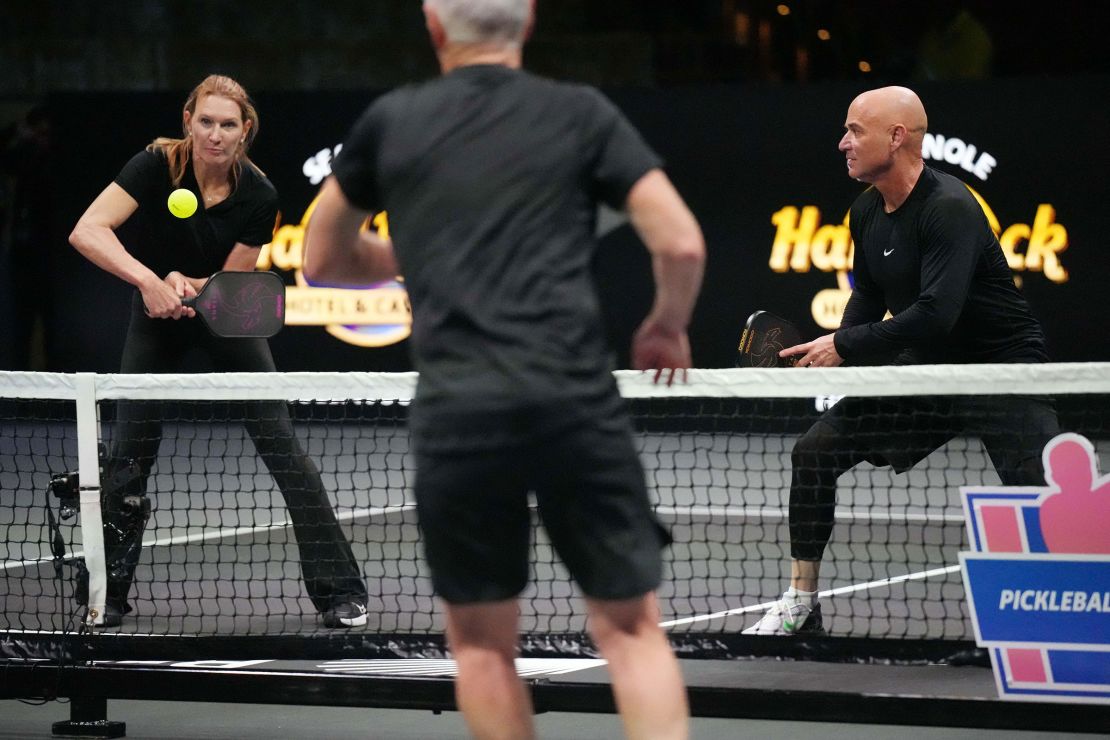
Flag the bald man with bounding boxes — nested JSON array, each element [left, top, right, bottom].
[[744, 87, 1059, 636]]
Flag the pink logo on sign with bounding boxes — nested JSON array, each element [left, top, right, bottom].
[[1039, 435, 1110, 554]]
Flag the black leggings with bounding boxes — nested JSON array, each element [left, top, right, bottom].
[[788, 395, 1060, 562], [104, 295, 366, 611]]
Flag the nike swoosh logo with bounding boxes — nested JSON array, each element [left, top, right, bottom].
[[783, 618, 797, 633], [883, 248, 895, 256]]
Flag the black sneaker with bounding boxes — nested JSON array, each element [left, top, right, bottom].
[[947, 647, 991, 667], [321, 601, 368, 628], [93, 602, 124, 628]]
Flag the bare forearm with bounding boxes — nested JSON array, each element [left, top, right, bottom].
[[647, 249, 704, 332], [627, 171, 705, 332], [304, 178, 398, 286], [305, 231, 395, 285], [69, 222, 160, 290], [354, 230, 399, 282]]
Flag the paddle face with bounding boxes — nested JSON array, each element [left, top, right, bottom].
[[736, 310, 802, 368], [184, 271, 285, 338]]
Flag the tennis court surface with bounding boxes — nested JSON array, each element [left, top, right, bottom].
[[2, 366, 1108, 734]]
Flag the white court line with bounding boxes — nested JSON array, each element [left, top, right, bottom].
[[658, 564, 962, 628], [142, 503, 415, 548], [317, 658, 606, 677], [0, 552, 77, 573], [4, 502, 957, 573], [0, 504, 415, 573], [654, 505, 965, 524], [4, 497, 962, 631], [2, 628, 180, 638]]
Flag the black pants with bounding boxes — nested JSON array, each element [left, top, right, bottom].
[[788, 394, 1060, 562], [104, 295, 366, 612]]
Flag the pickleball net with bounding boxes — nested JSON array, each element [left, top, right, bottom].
[[2, 365, 1107, 661]]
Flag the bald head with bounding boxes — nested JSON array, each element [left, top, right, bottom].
[[848, 86, 928, 156], [839, 86, 929, 191]]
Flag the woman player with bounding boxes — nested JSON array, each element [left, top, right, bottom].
[[69, 74, 368, 629]]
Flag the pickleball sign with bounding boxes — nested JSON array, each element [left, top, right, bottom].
[[959, 433, 1110, 704]]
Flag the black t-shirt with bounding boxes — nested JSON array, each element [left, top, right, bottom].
[[835, 166, 1048, 364], [114, 148, 278, 280], [332, 65, 661, 429]]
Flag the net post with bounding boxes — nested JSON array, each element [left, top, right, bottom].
[[75, 373, 108, 627], [51, 695, 126, 738]]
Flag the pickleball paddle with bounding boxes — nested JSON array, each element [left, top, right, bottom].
[[736, 310, 803, 368], [183, 271, 286, 338]]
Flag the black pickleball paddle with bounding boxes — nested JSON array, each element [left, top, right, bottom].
[[183, 271, 286, 338], [736, 310, 803, 368]]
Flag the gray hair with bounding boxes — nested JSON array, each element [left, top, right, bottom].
[[424, 0, 530, 45]]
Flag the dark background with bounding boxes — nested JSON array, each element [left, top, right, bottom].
[[2, 1, 1108, 372]]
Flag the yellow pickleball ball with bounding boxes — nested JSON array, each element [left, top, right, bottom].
[[167, 188, 198, 219]]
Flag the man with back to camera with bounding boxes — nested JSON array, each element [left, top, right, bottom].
[[304, 1, 705, 737], [744, 86, 1059, 636]]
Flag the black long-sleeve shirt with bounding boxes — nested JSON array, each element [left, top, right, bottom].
[[834, 166, 1048, 364]]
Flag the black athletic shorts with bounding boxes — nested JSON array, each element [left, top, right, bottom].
[[413, 403, 671, 604], [820, 394, 1059, 479]]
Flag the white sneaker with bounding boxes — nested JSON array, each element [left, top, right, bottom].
[[742, 593, 824, 635]]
